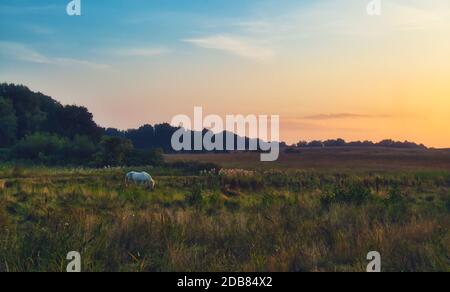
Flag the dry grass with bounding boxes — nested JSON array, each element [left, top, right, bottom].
[[0, 162, 449, 272], [165, 147, 450, 172]]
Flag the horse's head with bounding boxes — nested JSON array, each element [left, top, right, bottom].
[[149, 178, 156, 191]]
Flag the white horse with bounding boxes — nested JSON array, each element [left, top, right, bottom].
[[125, 171, 156, 190]]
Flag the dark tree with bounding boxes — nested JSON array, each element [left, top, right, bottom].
[[56, 105, 103, 141], [0, 97, 17, 147], [125, 124, 155, 149], [323, 139, 346, 147], [95, 136, 134, 166], [0, 83, 102, 142]]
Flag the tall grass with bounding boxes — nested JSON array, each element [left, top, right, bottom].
[[0, 167, 449, 272]]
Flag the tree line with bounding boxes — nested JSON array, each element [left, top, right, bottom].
[[290, 138, 427, 150], [0, 83, 429, 166], [0, 84, 261, 166], [0, 84, 163, 166]]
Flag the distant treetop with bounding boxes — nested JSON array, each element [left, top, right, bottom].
[[292, 138, 427, 150]]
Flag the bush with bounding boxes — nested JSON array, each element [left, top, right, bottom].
[[334, 182, 372, 205], [186, 185, 204, 208], [0, 149, 10, 161], [321, 182, 372, 207], [125, 148, 164, 166], [445, 197, 450, 212], [94, 136, 133, 167], [320, 190, 335, 210], [260, 192, 276, 209], [386, 185, 409, 221], [10, 133, 99, 165], [206, 192, 224, 214], [69, 135, 96, 160], [12, 133, 70, 162]]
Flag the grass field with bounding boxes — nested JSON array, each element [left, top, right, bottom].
[[166, 147, 450, 171], [1, 148, 449, 272]]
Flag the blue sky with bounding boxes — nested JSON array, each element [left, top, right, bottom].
[[0, 0, 313, 64], [1, 1, 449, 147]]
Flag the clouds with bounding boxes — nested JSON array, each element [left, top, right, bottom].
[[385, 1, 450, 31], [184, 35, 274, 61], [0, 1, 448, 147], [187, 0, 450, 52], [0, 41, 48, 64], [4, 0, 448, 65], [0, 41, 171, 71], [301, 113, 392, 120], [179, 1, 449, 61], [0, 41, 110, 70], [111, 47, 169, 58]]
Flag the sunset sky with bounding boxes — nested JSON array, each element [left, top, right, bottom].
[[1, 0, 449, 147]]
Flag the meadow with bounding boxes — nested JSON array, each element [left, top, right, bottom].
[[0, 149, 449, 272]]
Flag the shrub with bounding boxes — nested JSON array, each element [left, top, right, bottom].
[[94, 136, 133, 167], [12, 132, 70, 162], [445, 197, 450, 212], [320, 190, 336, 210], [0, 149, 10, 161], [323, 182, 372, 206], [125, 148, 164, 166], [69, 135, 96, 160], [206, 192, 224, 215], [336, 182, 372, 205], [388, 184, 403, 202], [386, 185, 409, 221], [186, 185, 204, 208], [260, 192, 276, 209]]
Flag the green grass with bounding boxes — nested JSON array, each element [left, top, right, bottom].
[[0, 165, 449, 272]]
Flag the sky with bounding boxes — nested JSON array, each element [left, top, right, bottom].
[[0, 0, 449, 147]]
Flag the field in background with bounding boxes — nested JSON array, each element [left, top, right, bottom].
[[0, 148, 449, 272], [165, 147, 450, 172]]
